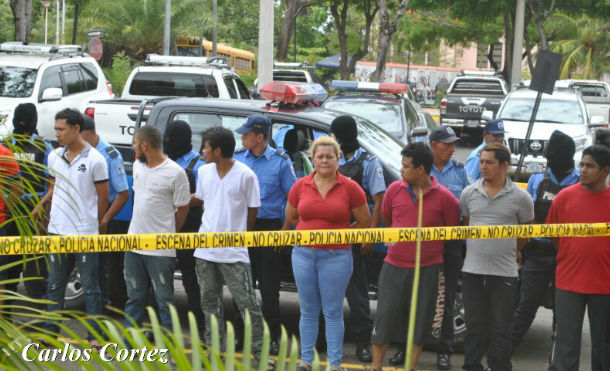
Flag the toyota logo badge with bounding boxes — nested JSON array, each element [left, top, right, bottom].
[[530, 141, 542, 151]]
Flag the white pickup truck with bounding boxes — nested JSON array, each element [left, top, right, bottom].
[[85, 54, 251, 152], [570, 79, 610, 125]]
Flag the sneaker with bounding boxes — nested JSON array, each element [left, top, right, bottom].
[[437, 353, 451, 370]]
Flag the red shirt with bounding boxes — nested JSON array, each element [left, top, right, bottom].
[[0, 145, 21, 224], [382, 176, 460, 268], [287, 171, 367, 250], [546, 183, 610, 295]]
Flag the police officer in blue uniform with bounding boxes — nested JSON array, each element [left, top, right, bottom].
[[330, 115, 387, 363], [234, 115, 297, 354], [511, 130, 579, 353], [2, 103, 53, 302], [430, 125, 469, 370], [465, 120, 506, 182], [81, 115, 130, 308], [162, 120, 206, 333]]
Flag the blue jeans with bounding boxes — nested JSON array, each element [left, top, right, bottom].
[[123, 252, 175, 331], [292, 246, 353, 367], [45, 253, 102, 340]]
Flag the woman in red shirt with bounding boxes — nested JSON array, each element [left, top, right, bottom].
[[285, 136, 371, 371]]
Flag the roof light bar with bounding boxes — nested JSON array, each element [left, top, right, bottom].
[[260, 82, 328, 104], [330, 80, 409, 95], [459, 69, 501, 76], [0, 42, 82, 54], [145, 54, 230, 69]]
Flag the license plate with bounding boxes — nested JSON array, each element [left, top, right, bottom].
[[465, 119, 480, 127]]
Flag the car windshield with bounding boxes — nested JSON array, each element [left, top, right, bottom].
[[499, 98, 584, 124], [353, 116, 404, 178], [324, 100, 403, 136], [0, 66, 37, 97]]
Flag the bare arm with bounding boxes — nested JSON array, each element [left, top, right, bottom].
[[361, 192, 384, 255], [100, 190, 129, 234], [462, 216, 470, 226], [32, 177, 54, 219], [95, 181, 110, 234], [351, 203, 372, 229], [247, 207, 258, 231], [283, 202, 299, 230], [550, 237, 559, 251], [190, 193, 203, 207], [175, 204, 190, 232]]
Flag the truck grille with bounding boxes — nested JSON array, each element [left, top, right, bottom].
[[508, 139, 548, 157]]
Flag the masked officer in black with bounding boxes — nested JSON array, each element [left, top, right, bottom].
[[330, 115, 386, 363], [3, 103, 53, 301], [163, 120, 206, 334], [511, 130, 579, 352]]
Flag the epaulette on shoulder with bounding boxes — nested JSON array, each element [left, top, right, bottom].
[[275, 149, 290, 160], [451, 159, 464, 168], [104, 146, 119, 159]]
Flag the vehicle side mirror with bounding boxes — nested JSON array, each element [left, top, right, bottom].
[[411, 127, 428, 138], [589, 116, 606, 128], [40, 87, 63, 102], [481, 110, 494, 121]]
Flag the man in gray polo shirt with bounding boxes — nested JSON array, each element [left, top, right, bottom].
[[459, 143, 534, 371]]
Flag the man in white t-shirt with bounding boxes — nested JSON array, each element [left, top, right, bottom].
[[35, 108, 109, 348], [192, 127, 266, 361], [124, 125, 190, 331]]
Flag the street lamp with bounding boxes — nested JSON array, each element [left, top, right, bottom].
[[42, 0, 51, 44]]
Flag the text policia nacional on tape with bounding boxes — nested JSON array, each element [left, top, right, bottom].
[[1, 223, 609, 256]]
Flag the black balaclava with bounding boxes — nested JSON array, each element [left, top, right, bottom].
[[163, 120, 193, 161], [13, 103, 38, 134], [330, 115, 359, 155], [546, 130, 575, 177]]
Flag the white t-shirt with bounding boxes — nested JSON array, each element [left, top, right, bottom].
[[47, 144, 108, 235], [129, 158, 190, 257], [194, 160, 260, 263]]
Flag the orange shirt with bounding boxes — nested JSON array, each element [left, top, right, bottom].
[[0, 145, 21, 224]]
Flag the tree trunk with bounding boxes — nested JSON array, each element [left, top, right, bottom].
[[72, 1, 80, 44], [371, 0, 409, 82], [330, 0, 378, 80], [487, 44, 500, 71], [528, 0, 555, 50], [10, 0, 33, 42], [276, 0, 298, 61]]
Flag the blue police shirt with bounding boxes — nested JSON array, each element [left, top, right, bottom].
[[527, 168, 579, 243], [96, 137, 129, 203], [339, 147, 386, 196], [175, 150, 205, 184], [465, 141, 486, 182], [431, 159, 469, 200], [234, 145, 297, 219]]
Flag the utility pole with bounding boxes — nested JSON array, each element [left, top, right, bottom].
[[257, 0, 274, 89], [55, 0, 59, 44], [61, 0, 65, 44], [43, 1, 50, 44], [511, 0, 526, 89], [163, 0, 171, 55], [212, 0, 217, 57]]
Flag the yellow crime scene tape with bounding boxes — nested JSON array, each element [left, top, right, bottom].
[[0, 223, 609, 256]]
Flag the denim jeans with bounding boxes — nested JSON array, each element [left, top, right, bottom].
[[124, 252, 176, 331], [45, 252, 102, 340], [292, 246, 353, 367], [195, 259, 264, 358]]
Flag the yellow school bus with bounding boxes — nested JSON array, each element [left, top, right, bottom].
[[176, 36, 255, 73]]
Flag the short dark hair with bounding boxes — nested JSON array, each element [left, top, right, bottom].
[[252, 127, 269, 140], [582, 145, 610, 169], [481, 142, 511, 165], [135, 125, 162, 149], [55, 108, 84, 131], [400, 142, 433, 174], [202, 127, 235, 158]]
